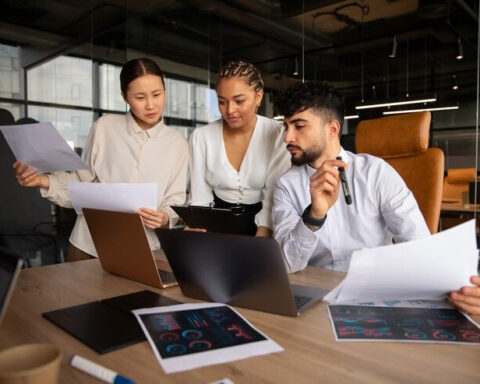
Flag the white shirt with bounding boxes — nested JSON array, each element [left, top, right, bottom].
[[188, 115, 291, 229], [41, 112, 189, 256], [272, 147, 430, 273]]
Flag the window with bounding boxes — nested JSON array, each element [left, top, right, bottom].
[[0, 44, 22, 99], [99, 63, 126, 112], [28, 106, 94, 150], [27, 56, 93, 107]]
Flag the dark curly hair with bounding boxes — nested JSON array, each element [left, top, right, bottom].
[[275, 81, 344, 128]]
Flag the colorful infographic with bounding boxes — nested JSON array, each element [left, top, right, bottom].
[[139, 305, 266, 358], [328, 305, 480, 344]]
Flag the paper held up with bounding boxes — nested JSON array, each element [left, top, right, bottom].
[[68, 182, 158, 214], [325, 220, 478, 304], [0, 122, 88, 173]]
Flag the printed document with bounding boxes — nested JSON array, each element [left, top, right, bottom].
[[134, 303, 283, 373], [0, 122, 88, 173], [68, 182, 157, 214], [325, 220, 478, 304]]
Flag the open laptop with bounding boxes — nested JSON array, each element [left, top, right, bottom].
[[171, 205, 257, 235], [155, 229, 328, 316], [83, 208, 177, 289], [0, 248, 23, 326]]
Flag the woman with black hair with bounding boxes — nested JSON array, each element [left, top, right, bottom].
[[14, 58, 189, 261]]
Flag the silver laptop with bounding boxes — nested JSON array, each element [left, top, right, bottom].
[[155, 229, 327, 316], [83, 208, 177, 289], [0, 248, 23, 326]]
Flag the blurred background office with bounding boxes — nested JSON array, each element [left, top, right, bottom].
[[0, 0, 478, 266]]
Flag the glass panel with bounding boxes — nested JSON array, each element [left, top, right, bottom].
[[0, 43, 22, 99], [164, 78, 192, 120], [99, 63, 126, 112], [27, 56, 93, 107], [28, 106, 94, 151], [170, 125, 194, 140], [194, 84, 220, 122]]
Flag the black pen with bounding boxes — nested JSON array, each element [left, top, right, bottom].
[[336, 156, 352, 205]]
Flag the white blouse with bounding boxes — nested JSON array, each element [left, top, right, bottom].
[[41, 112, 189, 256], [188, 115, 291, 229]]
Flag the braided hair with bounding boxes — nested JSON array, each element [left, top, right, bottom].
[[219, 60, 264, 92]]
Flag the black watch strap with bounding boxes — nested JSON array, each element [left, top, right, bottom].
[[302, 204, 327, 228]]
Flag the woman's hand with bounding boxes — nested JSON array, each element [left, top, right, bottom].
[[255, 226, 272, 237], [13, 161, 50, 188], [137, 207, 169, 229]]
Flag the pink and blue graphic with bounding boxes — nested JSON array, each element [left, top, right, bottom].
[[329, 305, 480, 344], [140, 306, 265, 358]]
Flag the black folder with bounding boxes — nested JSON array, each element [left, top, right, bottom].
[[43, 290, 181, 354], [172, 205, 257, 235]]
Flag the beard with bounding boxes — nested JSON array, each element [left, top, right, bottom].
[[288, 144, 325, 166]]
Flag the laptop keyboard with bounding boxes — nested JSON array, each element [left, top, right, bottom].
[[158, 270, 177, 284], [294, 294, 313, 310]]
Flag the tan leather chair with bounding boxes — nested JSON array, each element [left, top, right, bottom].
[[443, 168, 476, 201], [355, 111, 444, 234]]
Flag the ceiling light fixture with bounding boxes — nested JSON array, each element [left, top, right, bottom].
[[355, 95, 437, 110], [382, 104, 459, 115], [456, 37, 464, 60], [452, 74, 459, 90], [389, 36, 398, 58], [293, 56, 299, 76], [345, 114, 359, 120], [273, 115, 284, 121]]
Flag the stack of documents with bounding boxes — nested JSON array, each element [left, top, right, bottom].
[[325, 220, 478, 304]]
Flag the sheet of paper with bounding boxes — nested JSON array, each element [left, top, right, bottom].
[[325, 220, 478, 304], [328, 305, 480, 344], [68, 182, 157, 214], [133, 303, 283, 374], [0, 122, 88, 173]]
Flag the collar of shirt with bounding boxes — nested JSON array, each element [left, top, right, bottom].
[[125, 111, 164, 139]]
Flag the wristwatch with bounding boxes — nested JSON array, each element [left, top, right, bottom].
[[302, 204, 327, 231]]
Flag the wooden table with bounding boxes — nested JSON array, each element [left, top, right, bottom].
[[1, 260, 480, 383]]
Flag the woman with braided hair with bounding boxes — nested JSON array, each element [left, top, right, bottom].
[[188, 60, 291, 237]]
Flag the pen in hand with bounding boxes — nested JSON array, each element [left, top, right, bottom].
[[336, 156, 352, 205], [70, 355, 136, 384]]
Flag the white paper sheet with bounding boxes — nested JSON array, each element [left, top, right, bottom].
[[0, 122, 88, 173], [68, 182, 157, 214], [325, 220, 478, 304], [133, 303, 283, 374]]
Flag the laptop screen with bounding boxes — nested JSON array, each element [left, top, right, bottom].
[[0, 248, 23, 326]]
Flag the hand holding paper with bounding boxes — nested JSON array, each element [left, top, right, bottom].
[[325, 220, 478, 304]]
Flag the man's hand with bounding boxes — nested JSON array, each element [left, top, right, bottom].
[[309, 159, 348, 219], [448, 275, 480, 315]]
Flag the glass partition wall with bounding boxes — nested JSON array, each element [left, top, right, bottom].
[[0, 1, 478, 265]]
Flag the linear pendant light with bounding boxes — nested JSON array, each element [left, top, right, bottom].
[[382, 104, 459, 115], [355, 95, 437, 110]]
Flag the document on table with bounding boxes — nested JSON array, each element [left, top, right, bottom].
[[68, 182, 157, 214], [325, 220, 478, 304], [0, 122, 88, 173], [133, 302, 283, 374]]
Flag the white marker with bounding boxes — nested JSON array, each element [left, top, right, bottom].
[[70, 355, 136, 384]]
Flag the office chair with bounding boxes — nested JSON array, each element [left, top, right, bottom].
[[355, 111, 444, 234], [443, 168, 476, 201]]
